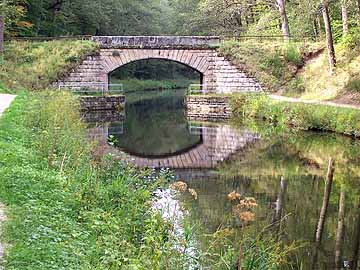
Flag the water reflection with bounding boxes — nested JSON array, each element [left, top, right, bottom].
[[87, 89, 360, 269]]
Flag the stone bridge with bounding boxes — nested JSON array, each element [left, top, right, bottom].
[[57, 36, 261, 93], [89, 123, 260, 169]]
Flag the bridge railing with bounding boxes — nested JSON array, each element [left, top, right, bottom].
[[58, 83, 124, 96], [5, 35, 92, 42], [220, 35, 319, 43], [187, 82, 262, 95]]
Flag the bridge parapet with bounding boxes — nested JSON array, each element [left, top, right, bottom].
[[91, 36, 221, 49]]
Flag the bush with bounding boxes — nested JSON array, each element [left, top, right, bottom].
[[284, 44, 303, 67], [345, 77, 360, 92]]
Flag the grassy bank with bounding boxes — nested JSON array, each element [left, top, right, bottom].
[[298, 32, 360, 102], [0, 91, 295, 269], [218, 40, 323, 94], [110, 78, 197, 92], [230, 93, 360, 137], [0, 91, 176, 269], [0, 40, 98, 92]]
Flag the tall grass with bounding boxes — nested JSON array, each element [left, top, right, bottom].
[[0, 91, 297, 269], [0, 40, 98, 91], [231, 93, 360, 137], [218, 40, 323, 93]]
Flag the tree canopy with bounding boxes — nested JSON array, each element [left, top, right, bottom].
[[1, 0, 359, 46]]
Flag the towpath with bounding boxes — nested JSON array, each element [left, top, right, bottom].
[[269, 95, 360, 110]]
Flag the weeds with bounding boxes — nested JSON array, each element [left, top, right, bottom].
[[0, 91, 298, 269], [218, 41, 323, 93], [345, 77, 360, 92], [230, 93, 360, 137]]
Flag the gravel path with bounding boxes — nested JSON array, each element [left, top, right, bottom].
[[0, 94, 16, 269], [269, 95, 360, 110], [0, 95, 16, 116]]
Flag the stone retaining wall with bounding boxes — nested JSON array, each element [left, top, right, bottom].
[[185, 96, 232, 120], [80, 95, 125, 112]]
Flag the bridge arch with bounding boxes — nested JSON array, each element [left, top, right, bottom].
[[57, 36, 262, 93], [101, 49, 213, 87], [108, 56, 204, 87]]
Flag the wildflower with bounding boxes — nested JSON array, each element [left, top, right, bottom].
[[170, 181, 188, 192], [239, 197, 258, 208], [227, 191, 241, 201], [188, 188, 198, 200], [238, 211, 256, 222]]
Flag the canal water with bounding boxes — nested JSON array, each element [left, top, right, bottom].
[[88, 88, 360, 269]]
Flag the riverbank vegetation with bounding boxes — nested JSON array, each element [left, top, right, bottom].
[[0, 40, 98, 92], [0, 91, 297, 269], [230, 93, 360, 137]]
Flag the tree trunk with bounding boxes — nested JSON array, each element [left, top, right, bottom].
[[335, 188, 346, 269], [273, 176, 288, 223], [277, 0, 290, 41], [342, 1, 349, 36], [322, 0, 336, 74], [357, 0, 360, 22], [315, 158, 335, 243], [0, 15, 4, 54], [317, 16, 323, 39], [351, 197, 360, 270]]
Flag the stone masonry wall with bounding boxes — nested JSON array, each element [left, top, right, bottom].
[[56, 36, 262, 94], [80, 95, 125, 112], [185, 96, 232, 120]]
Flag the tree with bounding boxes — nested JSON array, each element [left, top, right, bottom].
[[321, 0, 336, 74], [341, 0, 349, 36], [0, 15, 3, 53], [276, 0, 290, 40]]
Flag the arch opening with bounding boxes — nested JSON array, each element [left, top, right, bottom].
[[107, 58, 204, 158], [108, 58, 203, 92]]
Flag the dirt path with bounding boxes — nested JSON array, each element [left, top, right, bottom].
[[269, 94, 360, 110], [0, 94, 16, 269], [0, 95, 16, 116]]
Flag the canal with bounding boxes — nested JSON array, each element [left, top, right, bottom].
[[87, 86, 360, 269]]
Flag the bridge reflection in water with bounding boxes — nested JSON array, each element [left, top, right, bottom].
[[89, 122, 260, 169]]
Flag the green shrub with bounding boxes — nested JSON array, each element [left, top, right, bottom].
[[284, 44, 303, 67], [345, 77, 360, 92]]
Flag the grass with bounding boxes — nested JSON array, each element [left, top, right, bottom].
[[0, 90, 297, 269], [0, 91, 174, 269], [230, 93, 360, 137], [110, 78, 197, 92], [218, 40, 323, 93], [0, 40, 98, 92], [346, 77, 360, 92], [281, 30, 360, 102], [299, 45, 360, 101]]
